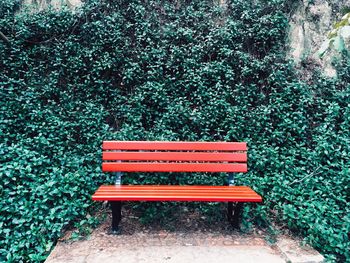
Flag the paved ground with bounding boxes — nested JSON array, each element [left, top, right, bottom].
[[46, 232, 284, 263], [45, 207, 324, 263]]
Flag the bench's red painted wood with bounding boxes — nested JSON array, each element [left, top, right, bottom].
[[93, 141, 261, 202], [92, 141, 262, 231], [102, 141, 247, 151], [92, 185, 262, 202], [102, 151, 247, 162], [102, 163, 247, 173]]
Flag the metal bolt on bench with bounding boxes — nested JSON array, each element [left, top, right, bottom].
[[92, 141, 262, 233]]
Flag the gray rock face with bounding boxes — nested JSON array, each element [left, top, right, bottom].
[[22, 0, 82, 11], [288, 0, 350, 77]]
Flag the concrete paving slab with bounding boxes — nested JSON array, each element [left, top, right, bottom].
[[276, 236, 324, 263], [46, 236, 284, 263], [45, 211, 324, 263]]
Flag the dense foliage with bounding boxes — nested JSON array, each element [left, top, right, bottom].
[[0, 0, 349, 262]]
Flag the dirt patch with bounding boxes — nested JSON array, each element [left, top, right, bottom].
[[60, 202, 264, 242]]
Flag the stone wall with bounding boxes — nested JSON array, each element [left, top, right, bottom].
[[288, 0, 350, 77], [22, 0, 82, 11]]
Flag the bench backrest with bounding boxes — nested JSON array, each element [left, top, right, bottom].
[[102, 141, 247, 173]]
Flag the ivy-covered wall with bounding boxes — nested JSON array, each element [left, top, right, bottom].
[[0, 0, 349, 262]]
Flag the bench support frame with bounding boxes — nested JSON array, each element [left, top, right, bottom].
[[110, 201, 122, 233], [109, 171, 244, 232], [227, 172, 243, 228], [115, 171, 123, 185], [110, 171, 123, 233], [228, 172, 235, 186], [227, 202, 243, 228]]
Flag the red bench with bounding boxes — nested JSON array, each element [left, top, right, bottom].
[[92, 141, 262, 233]]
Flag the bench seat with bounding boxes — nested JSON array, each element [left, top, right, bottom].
[[92, 185, 262, 202]]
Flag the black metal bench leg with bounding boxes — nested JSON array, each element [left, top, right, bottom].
[[110, 201, 122, 233], [227, 202, 243, 229], [232, 203, 243, 229], [227, 202, 234, 222]]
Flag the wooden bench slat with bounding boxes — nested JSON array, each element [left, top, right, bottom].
[[93, 197, 261, 202], [103, 152, 247, 162], [102, 162, 247, 173], [94, 192, 259, 196], [97, 185, 253, 191], [103, 141, 247, 151], [92, 185, 262, 202], [94, 189, 259, 196], [95, 191, 258, 195]]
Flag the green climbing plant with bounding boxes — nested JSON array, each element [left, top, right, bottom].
[[0, 0, 349, 262]]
